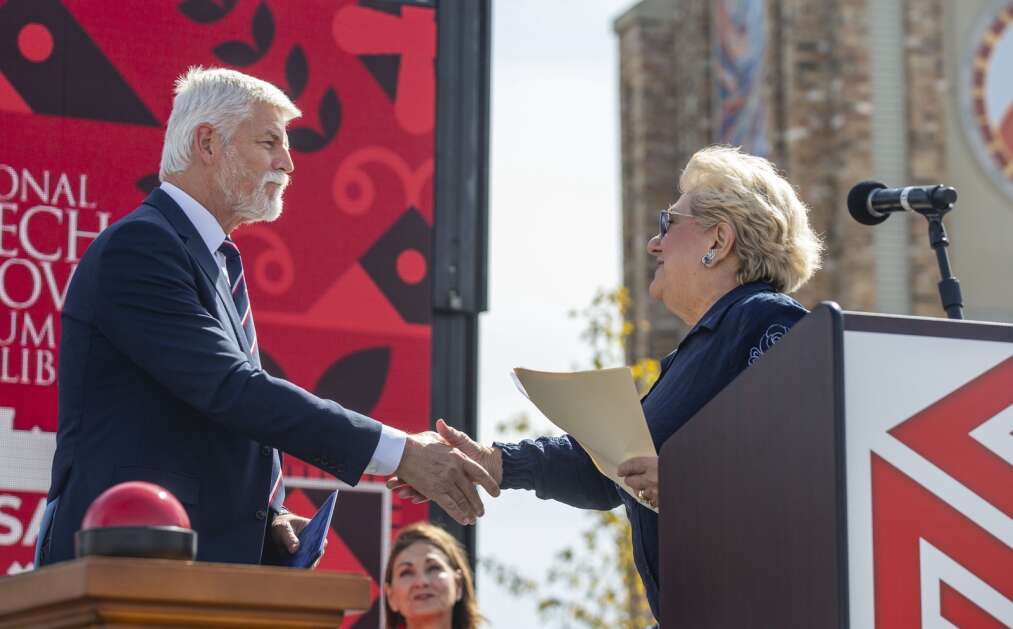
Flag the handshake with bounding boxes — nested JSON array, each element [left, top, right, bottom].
[[388, 419, 503, 525]]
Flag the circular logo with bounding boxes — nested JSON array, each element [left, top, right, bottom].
[[961, 1, 1013, 202]]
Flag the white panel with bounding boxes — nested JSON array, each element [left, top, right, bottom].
[[843, 330, 1013, 628], [0, 407, 55, 493]]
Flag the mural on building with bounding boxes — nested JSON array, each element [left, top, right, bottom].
[[962, 1, 1013, 201], [714, 0, 769, 156]]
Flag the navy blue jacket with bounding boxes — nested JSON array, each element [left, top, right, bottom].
[[43, 188, 382, 566], [497, 282, 808, 618]]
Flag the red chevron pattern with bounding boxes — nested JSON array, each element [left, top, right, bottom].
[[872, 454, 1012, 627], [846, 328, 1013, 628], [889, 357, 1013, 517]]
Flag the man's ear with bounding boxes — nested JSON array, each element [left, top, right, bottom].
[[709, 221, 737, 263], [194, 123, 216, 165]]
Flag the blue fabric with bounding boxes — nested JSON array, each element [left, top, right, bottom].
[[43, 188, 381, 566], [497, 282, 808, 619], [33, 497, 58, 567]]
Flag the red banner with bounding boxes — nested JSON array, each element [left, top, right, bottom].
[[1, 1, 435, 624]]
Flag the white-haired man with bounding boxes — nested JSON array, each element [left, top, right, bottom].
[[38, 67, 496, 567]]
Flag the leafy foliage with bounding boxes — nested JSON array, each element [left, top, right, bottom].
[[285, 46, 309, 100], [536, 507, 654, 629], [570, 287, 660, 394], [483, 287, 659, 627], [211, 2, 274, 67], [178, 0, 238, 24], [289, 88, 342, 152]]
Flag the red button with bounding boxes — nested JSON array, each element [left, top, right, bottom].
[[81, 481, 191, 530]]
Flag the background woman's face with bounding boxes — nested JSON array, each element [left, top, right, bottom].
[[387, 541, 461, 624]]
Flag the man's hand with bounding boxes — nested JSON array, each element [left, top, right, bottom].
[[392, 419, 501, 525], [270, 512, 309, 555], [387, 419, 503, 507], [270, 512, 324, 568]]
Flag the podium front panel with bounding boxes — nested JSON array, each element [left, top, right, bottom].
[[659, 305, 848, 628], [842, 315, 1013, 628], [659, 306, 1013, 628]]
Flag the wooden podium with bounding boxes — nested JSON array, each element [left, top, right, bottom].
[[658, 303, 1013, 627], [0, 557, 371, 628]]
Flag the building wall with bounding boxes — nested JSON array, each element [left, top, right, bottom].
[[616, 0, 687, 361], [614, 0, 1007, 362], [771, 0, 877, 313], [905, 0, 951, 315]]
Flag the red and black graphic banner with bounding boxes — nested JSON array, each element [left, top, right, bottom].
[[0, 1, 437, 624]]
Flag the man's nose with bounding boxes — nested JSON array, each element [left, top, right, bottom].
[[276, 146, 294, 174], [646, 233, 662, 253]]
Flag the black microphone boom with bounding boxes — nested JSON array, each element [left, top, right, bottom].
[[846, 179, 964, 319], [846, 181, 958, 225]]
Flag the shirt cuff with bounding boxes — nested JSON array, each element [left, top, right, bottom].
[[365, 425, 407, 475]]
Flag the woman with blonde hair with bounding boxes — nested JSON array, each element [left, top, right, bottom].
[[383, 522, 483, 629], [393, 145, 823, 625]]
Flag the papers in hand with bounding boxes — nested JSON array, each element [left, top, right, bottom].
[[286, 490, 338, 568], [512, 368, 658, 512]]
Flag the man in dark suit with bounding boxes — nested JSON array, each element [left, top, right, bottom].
[[37, 67, 496, 566]]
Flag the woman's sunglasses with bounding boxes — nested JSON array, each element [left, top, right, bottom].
[[659, 208, 694, 237]]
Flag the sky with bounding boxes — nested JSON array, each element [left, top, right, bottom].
[[475, 1, 637, 626]]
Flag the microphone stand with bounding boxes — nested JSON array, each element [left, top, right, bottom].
[[922, 208, 964, 319]]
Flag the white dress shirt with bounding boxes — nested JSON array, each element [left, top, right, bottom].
[[159, 182, 406, 475]]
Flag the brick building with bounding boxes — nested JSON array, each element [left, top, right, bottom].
[[615, 0, 1013, 361]]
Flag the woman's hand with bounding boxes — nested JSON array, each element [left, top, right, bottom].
[[617, 455, 659, 509]]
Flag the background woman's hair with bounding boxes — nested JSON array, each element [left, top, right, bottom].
[[680, 145, 823, 293], [383, 522, 484, 629]]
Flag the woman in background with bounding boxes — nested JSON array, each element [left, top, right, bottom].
[[384, 522, 483, 629]]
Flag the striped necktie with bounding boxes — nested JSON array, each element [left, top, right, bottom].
[[219, 238, 282, 510], [218, 238, 259, 364]]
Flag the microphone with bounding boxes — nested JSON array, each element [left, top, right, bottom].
[[847, 181, 958, 225]]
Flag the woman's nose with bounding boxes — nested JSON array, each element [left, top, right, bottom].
[[646, 233, 662, 253], [410, 573, 430, 586], [410, 577, 430, 590]]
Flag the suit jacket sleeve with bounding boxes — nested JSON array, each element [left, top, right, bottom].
[[495, 435, 622, 510], [93, 219, 381, 485]]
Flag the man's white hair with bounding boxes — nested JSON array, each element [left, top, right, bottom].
[[158, 66, 301, 180]]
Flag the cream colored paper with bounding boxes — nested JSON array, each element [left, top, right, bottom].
[[512, 367, 658, 512]]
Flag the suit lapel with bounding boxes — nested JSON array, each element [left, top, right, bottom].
[[144, 188, 253, 356]]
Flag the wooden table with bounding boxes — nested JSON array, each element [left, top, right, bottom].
[[0, 556, 371, 628]]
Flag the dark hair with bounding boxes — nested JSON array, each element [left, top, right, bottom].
[[384, 522, 483, 629]]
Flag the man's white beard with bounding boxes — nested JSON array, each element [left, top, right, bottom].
[[215, 145, 289, 223]]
